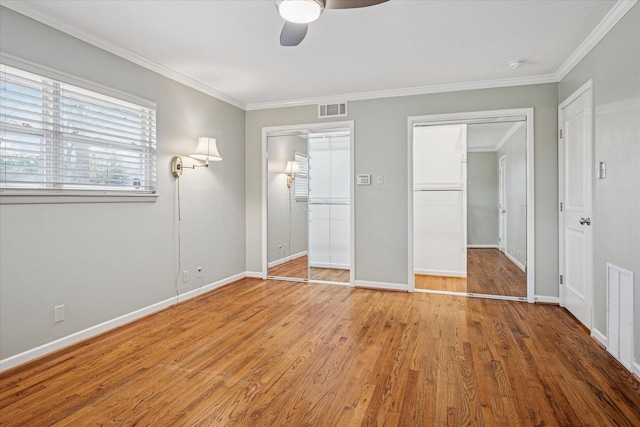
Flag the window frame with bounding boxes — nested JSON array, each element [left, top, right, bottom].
[[0, 55, 158, 204]]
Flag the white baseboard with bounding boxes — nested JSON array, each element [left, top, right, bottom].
[[505, 251, 526, 272], [591, 328, 639, 379], [467, 244, 499, 249], [354, 280, 409, 292], [267, 250, 307, 268], [245, 271, 265, 279], [414, 269, 466, 278], [534, 295, 560, 304], [0, 272, 244, 373], [591, 328, 607, 347], [309, 262, 350, 270]]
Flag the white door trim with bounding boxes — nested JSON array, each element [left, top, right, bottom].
[[261, 121, 355, 286], [408, 108, 535, 303]]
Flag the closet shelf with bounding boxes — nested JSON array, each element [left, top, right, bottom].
[[309, 197, 350, 206], [414, 183, 465, 192]]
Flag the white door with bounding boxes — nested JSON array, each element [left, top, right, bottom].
[[559, 81, 593, 329], [498, 155, 507, 253]]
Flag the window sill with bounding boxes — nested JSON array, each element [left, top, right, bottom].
[[0, 191, 158, 205]]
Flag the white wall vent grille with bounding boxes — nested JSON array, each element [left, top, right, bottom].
[[606, 263, 635, 371], [318, 102, 347, 118]]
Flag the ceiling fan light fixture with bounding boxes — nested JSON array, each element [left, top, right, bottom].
[[277, 0, 324, 24]]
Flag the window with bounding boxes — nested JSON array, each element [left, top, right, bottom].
[[0, 60, 156, 195], [294, 151, 308, 202]]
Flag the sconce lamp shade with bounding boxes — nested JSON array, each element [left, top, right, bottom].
[[284, 160, 301, 175], [189, 137, 222, 162], [284, 160, 300, 189]]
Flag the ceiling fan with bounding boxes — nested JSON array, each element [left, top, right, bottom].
[[276, 0, 388, 46]]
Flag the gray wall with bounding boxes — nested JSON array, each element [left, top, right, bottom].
[[497, 124, 527, 267], [559, 4, 640, 358], [267, 135, 308, 264], [0, 8, 246, 359], [467, 152, 498, 246], [8, 2, 635, 366], [246, 84, 559, 294]]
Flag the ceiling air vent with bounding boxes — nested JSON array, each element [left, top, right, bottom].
[[318, 102, 347, 118]]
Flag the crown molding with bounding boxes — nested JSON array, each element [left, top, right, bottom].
[[495, 121, 525, 152], [3, 0, 635, 112], [246, 74, 558, 111], [555, 0, 637, 80], [0, 1, 247, 110], [467, 147, 497, 153], [467, 121, 523, 152]]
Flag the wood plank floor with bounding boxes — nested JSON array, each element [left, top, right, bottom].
[[416, 248, 527, 297], [1, 278, 639, 426]]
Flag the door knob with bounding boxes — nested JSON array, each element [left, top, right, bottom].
[[579, 217, 591, 225]]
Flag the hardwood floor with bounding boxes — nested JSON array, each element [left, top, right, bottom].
[[268, 255, 309, 278], [416, 248, 527, 297], [269, 255, 350, 283], [467, 248, 526, 297], [415, 273, 467, 292], [1, 278, 639, 426]]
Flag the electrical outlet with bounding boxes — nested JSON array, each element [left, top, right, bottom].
[[54, 305, 65, 323], [196, 267, 203, 278], [183, 270, 189, 282]]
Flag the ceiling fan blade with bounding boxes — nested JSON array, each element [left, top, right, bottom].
[[280, 21, 309, 46], [325, 0, 388, 9]]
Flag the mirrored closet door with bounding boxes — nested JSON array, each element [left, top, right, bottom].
[[412, 114, 530, 300], [266, 128, 351, 284]]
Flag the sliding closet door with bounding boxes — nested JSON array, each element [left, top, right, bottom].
[[308, 133, 351, 282], [413, 124, 467, 278], [266, 134, 309, 279]]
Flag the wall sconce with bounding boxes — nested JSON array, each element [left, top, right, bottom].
[[172, 137, 222, 178], [284, 160, 301, 188]]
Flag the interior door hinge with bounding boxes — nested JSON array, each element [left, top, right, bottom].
[[560, 275, 564, 285], [560, 202, 563, 212], [559, 129, 563, 139]]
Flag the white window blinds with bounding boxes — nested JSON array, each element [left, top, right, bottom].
[[0, 62, 157, 194], [294, 151, 308, 202]]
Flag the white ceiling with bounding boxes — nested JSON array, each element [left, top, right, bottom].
[[2, 0, 627, 110]]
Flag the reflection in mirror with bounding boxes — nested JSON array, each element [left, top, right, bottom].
[[414, 118, 527, 298], [307, 133, 351, 283], [267, 129, 351, 284], [267, 134, 309, 279]]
